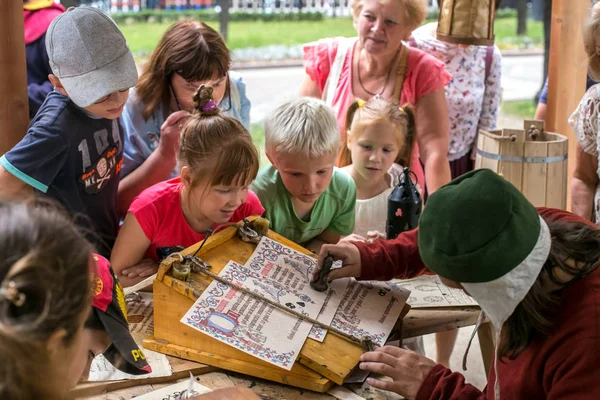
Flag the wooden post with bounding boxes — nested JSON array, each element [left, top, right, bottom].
[[219, 0, 229, 42], [0, 1, 29, 154], [545, 0, 588, 210]]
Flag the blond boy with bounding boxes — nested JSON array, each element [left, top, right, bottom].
[[251, 97, 356, 252]]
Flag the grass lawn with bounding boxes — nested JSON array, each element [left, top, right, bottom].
[[119, 18, 357, 54], [250, 122, 268, 166], [119, 17, 544, 55], [502, 99, 538, 120]]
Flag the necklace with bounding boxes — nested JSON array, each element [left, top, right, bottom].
[[357, 49, 399, 97]]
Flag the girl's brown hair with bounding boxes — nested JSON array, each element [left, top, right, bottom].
[[500, 217, 600, 360], [338, 98, 416, 168], [136, 20, 231, 120], [179, 85, 259, 190], [0, 202, 92, 399]]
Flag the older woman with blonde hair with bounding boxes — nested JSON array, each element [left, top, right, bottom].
[[570, 1, 600, 225], [300, 0, 452, 195]]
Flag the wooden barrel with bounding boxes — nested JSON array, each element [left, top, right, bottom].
[[474, 120, 569, 209]]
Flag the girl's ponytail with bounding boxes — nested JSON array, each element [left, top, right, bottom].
[[337, 100, 363, 167], [396, 105, 416, 169], [193, 85, 221, 118]]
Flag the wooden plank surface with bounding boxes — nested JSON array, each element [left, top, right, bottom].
[[71, 357, 217, 399], [153, 224, 365, 387], [545, 0, 588, 210], [0, 0, 29, 154], [521, 140, 549, 207], [499, 129, 525, 191], [151, 280, 334, 393], [545, 137, 568, 209], [403, 307, 481, 338]]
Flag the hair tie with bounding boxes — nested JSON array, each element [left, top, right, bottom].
[[0, 281, 26, 307], [399, 106, 405, 113], [202, 99, 218, 112], [357, 100, 366, 108]]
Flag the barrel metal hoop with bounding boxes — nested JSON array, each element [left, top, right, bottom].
[[476, 149, 568, 164]]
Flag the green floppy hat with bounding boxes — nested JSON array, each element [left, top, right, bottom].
[[418, 169, 541, 283]]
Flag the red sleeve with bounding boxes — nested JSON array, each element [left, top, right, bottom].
[[353, 228, 430, 281], [303, 37, 340, 92], [537, 207, 598, 228], [544, 337, 600, 399], [403, 48, 452, 105], [128, 192, 159, 242], [232, 190, 265, 222], [416, 365, 487, 400]]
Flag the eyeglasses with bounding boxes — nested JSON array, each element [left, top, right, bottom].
[[93, 89, 130, 105]]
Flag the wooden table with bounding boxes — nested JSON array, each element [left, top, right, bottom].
[[73, 306, 490, 399]]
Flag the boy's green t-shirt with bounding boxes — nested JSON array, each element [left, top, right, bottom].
[[250, 165, 356, 245]]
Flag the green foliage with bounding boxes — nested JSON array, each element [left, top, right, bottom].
[[111, 9, 324, 24], [119, 18, 357, 54], [250, 122, 268, 166], [502, 100, 538, 120], [119, 13, 543, 55]]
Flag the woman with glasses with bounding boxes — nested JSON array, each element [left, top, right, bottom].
[[118, 20, 251, 213]]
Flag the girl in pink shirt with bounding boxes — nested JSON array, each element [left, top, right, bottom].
[[110, 86, 264, 287]]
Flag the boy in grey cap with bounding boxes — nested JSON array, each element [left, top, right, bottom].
[[0, 6, 138, 257]]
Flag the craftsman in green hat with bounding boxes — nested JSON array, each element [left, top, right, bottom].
[[313, 168, 600, 400]]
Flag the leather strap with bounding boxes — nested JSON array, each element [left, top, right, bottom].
[[392, 43, 410, 102]]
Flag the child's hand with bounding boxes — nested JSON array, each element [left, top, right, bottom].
[[121, 259, 158, 278], [312, 241, 362, 282], [366, 231, 386, 242], [158, 110, 190, 159]]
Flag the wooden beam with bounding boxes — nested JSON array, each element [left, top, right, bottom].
[[545, 0, 589, 210], [0, 0, 29, 154]]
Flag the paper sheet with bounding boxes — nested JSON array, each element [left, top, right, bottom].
[[246, 236, 351, 342], [392, 275, 478, 308], [331, 280, 409, 346], [134, 380, 212, 400], [181, 260, 317, 370], [87, 293, 172, 382]]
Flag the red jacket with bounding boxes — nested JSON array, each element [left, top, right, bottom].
[[353, 208, 600, 399]]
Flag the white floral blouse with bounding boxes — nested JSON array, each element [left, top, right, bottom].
[[569, 84, 600, 225], [410, 23, 502, 161]]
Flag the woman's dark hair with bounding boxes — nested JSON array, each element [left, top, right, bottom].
[[136, 20, 231, 120], [500, 217, 600, 359], [178, 85, 259, 190], [0, 202, 92, 399]]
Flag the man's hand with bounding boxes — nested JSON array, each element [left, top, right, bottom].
[[359, 346, 436, 400], [312, 241, 362, 282]]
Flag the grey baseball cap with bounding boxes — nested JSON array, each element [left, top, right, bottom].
[[45, 6, 138, 108]]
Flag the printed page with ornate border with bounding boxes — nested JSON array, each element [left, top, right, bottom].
[[331, 280, 410, 346], [181, 260, 321, 370], [244, 237, 351, 342], [392, 275, 478, 308]]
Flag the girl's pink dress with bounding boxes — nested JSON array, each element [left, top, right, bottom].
[[303, 37, 452, 190]]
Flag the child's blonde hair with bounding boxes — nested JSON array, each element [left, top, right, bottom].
[[338, 97, 416, 168], [179, 85, 259, 190], [585, 2, 600, 81], [265, 97, 340, 159]]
